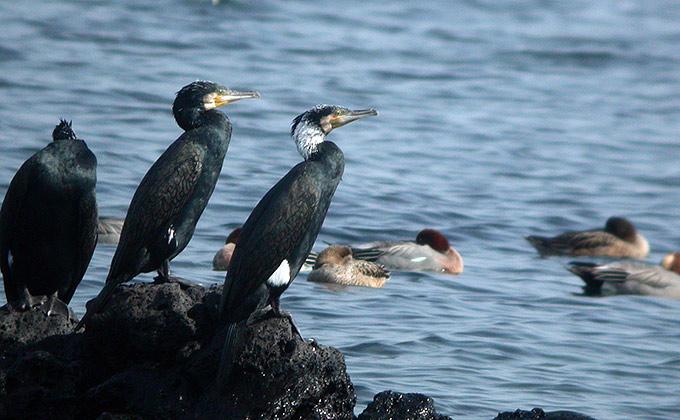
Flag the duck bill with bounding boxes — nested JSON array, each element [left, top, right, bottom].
[[330, 108, 379, 129], [215, 90, 261, 107]]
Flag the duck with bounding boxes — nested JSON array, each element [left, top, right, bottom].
[[342, 228, 463, 275], [96, 217, 124, 245], [212, 227, 241, 271], [526, 217, 649, 259], [307, 245, 390, 288], [567, 252, 680, 298]]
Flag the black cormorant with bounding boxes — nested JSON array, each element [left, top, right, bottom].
[[76, 81, 259, 330], [0, 119, 98, 316], [217, 104, 378, 384]]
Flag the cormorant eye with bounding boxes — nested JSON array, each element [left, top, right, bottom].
[[333, 110, 341, 116]]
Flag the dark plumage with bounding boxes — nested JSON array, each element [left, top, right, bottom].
[[0, 119, 97, 316], [217, 104, 378, 384], [526, 216, 649, 259], [76, 81, 259, 330]]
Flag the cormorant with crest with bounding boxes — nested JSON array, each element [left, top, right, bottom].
[[0, 119, 97, 317]]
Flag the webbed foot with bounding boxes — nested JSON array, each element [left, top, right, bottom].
[[40, 296, 76, 321]]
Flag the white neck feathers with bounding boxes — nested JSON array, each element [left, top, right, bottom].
[[293, 121, 325, 159]]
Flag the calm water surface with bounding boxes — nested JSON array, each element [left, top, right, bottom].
[[1, 1, 679, 418]]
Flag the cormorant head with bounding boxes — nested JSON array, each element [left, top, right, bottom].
[[172, 80, 260, 131], [291, 105, 378, 159], [604, 217, 636, 241], [416, 229, 450, 252], [52, 119, 78, 142]]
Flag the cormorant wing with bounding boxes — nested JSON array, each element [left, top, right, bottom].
[[61, 192, 98, 303], [221, 163, 321, 317], [0, 157, 36, 302], [109, 139, 204, 278]]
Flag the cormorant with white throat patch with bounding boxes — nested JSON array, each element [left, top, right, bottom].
[[0, 119, 97, 317], [77, 81, 259, 330], [217, 104, 378, 385]]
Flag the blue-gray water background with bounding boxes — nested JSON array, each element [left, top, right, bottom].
[[1, 1, 679, 418]]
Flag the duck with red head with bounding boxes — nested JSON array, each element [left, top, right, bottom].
[[346, 228, 463, 275], [567, 251, 680, 298], [526, 216, 649, 258], [212, 227, 241, 271]]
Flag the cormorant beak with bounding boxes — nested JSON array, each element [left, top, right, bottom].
[[214, 90, 261, 107], [330, 108, 379, 129]]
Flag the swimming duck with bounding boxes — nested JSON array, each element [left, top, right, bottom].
[[345, 229, 463, 275], [97, 217, 124, 245], [307, 245, 390, 288], [567, 252, 680, 298], [212, 227, 241, 271], [526, 217, 649, 259]]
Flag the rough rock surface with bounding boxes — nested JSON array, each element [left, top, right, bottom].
[[357, 391, 452, 420], [493, 408, 598, 420], [0, 282, 599, 420], [0, 282, 354, 420]]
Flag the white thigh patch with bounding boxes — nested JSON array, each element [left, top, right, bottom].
[[267, 260, 290, 287], [7, 250, 13, 268]]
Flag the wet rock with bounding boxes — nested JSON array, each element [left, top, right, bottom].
[[493, 408, 598, 420], [358, 391, 452, 420]]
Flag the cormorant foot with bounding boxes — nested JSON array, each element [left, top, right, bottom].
[[153, 274, 197, 289], [14, 292, 48, 312], [40, 296, 76, 320]]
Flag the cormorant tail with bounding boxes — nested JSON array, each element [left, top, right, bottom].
[[75, 280, 122, 330], [216, 322, 246, 389]]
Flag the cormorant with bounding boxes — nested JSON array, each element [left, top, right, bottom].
[[526, 216, 649, 258], [217, 104, 378, 385], [76, 81, 259, 330], [0, 119, 98, 316]]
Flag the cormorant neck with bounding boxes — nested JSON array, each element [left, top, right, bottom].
[[293, 121, 326, 160], [174, 108, 230, 132]]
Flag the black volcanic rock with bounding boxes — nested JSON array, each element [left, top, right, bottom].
[[0, 282, 599, 420], [0, 282, 355, 420], [357, 391, 452, 420], [494, 408, 598, 420], [0, 304, 76, 350]]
